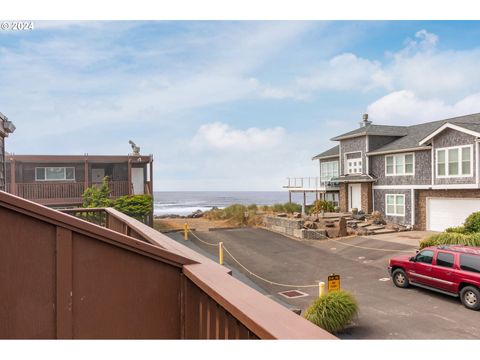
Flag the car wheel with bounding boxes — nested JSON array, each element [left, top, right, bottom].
[[392, 269, 409, 288], [460, 286, 480, 311]]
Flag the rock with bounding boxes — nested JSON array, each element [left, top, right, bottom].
[[292, 212, 302, 219], [188, 209, 204, 218], [277, 213, 287, 217], [303, 221, 317, 229], [352, 213, 366, 221], [325, 222, 335, 228], [356, 227, 370, 236], [338, 216, 348, 237], [373, 219, 387, 225]]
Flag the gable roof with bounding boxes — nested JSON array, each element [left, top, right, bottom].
[[419, 121, 480, 145], [312, 145, 339, 160], [368, 113, 480, 155], [330, 124, 408, 141]]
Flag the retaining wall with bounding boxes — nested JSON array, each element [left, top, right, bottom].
[[264, 216, 327, 240]]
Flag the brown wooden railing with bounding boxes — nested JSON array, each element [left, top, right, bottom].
[[0, 191, 335, 339], [10, 181, 131, 203], [16, 182, 85, 201]]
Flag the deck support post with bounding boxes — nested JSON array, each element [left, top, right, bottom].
[[10, 157, 16, 195], [288, 191, 292, 204], [127, 157, 132, 195], [84, 155, 89, 192]]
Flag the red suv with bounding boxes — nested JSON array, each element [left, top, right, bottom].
[[388, 245, 480, 310]]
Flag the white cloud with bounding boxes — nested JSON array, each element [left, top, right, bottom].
[[192, 122, 285, 151], [367, 90, 480, 124]]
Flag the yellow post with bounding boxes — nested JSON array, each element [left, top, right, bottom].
[[219, 242, 224, 265], [184, 223, 188, 241], [319, 281, 325, 297]]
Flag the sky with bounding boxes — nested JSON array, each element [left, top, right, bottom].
[[3, 20, 480, 191]]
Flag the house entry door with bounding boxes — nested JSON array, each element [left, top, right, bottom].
[[348, 184, 361, 211], [131, 168, 145, 195]]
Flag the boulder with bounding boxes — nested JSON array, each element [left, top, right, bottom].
[[338, 216, 348, 237], [303, 221, 317, 229], [292, 212, 302, 219], [277, 213, 288, 218]]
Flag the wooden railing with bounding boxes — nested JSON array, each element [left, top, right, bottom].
[[16, 182, 85, 201], [10, 181, 132, 202], [1, 191, 335, 339]]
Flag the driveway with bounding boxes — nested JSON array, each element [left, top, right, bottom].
[[167, 228, 479, 339]]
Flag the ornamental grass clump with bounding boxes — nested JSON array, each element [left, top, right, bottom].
[[304, 290, 358, 333], [420, 232, 480, 249]]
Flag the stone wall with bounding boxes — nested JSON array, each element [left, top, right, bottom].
[[361, 182, 373, 213], [263, 216, 327, 240]]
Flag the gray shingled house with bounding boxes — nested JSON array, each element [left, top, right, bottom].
[[312, 113, 480, 231], [0, 112, 16, 191]]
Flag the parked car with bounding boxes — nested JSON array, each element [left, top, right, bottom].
[[388, 245, 480, 310]]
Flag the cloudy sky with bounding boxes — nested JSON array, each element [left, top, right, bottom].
[[2, 21, 480, 190]]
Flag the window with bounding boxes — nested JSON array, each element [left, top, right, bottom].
[[325, 192, 339, 207], [386, 194, 405, 216], [436, 252, 454, 268], [320, 161, 339, 182], [460, 254, 480, 274], [347, 158, 362, 174], [35, 167, 75, 181], [416, 250, 434, 264], [436, 145, 472, 177], [385, 153, 414, 176]]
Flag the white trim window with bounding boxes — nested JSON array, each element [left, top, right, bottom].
[[436, 145, 473, 177], [385, 153, 414, 176], [386, 194, 405, 216], [346, 158, 362, 174], [321, 161, 339, 182], [35, 167, 76, 181]]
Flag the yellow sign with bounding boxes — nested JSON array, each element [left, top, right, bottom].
[[328, 274, 340, 292]]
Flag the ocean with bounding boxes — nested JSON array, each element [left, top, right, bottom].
[[153, 191, 319, 216]]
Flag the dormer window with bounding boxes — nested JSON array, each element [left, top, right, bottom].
[[347, 158, 362, 174]]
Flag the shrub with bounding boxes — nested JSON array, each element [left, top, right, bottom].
[[445, 226, 466, 234], [271, 203, 286, 213], [114, 194, 153, 221], [247, 204, 258, 211], [283, 202, 302, 214], [82, 176, 113, 208], [304, 290, 358, 333], [261, 205, 270, 212], [420, 232, 480, 249], [464, 211, 480, 233], [308, 200, 335, 214]]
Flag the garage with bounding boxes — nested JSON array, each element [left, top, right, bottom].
[[427, 198, 480, 231]]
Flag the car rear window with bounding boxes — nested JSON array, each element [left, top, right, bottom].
[[460, 254, 480, 274], [436, 252, 455, 268]]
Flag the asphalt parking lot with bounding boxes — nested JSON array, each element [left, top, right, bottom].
[[167, 228, 480, 339]]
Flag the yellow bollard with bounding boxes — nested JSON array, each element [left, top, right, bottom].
[[184, 223, 188, 241], [219, 242, 224, 265], [319, 281, 326, 297]]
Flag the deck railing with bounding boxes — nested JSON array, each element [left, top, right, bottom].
[[284, 177, 340, 190], [10, 180, 132, 203], [62, 206, 336, 340], [16, 182, 85, 201]]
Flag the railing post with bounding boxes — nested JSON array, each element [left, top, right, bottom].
[[184, 223, 188, 241]]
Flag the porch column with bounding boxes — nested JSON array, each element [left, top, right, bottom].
[[127, 157, 132, 195], [84, 156, 89, 191], [149, 156, 154, 194], [10, 157, 16, 195]]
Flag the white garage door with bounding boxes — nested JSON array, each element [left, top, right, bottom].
[[427, 198, 480, 231]]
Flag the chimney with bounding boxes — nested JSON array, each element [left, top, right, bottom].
[[360, 113, 372, 127]]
